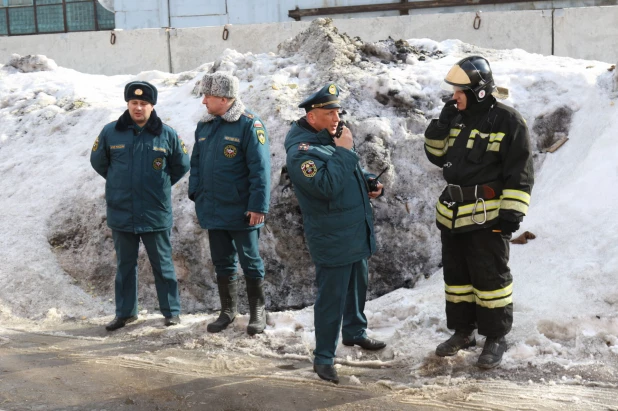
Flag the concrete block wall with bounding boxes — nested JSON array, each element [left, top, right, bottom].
[[0, 6, 616, 76]]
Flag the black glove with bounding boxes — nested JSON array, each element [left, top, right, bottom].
[[438, 99, 459, 127], [499, 219, 520, 235]]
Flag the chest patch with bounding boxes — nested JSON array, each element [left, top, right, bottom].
[[224, 136, 240, 143], [298, 143, 310, 151], [224, 144, 238, 158], [153, 157, 164, 170], [301, 160, 318, 178], [110, 144, 125, 150], [92, 136, 99, 152]]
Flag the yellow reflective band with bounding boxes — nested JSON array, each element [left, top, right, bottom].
[[436, 201, 453, 218], [449, 128, 461, 137], [436, 213, 453, 229], [425, 144, 448, 157], [445, 284, 473, 294], [457, 199, 501, 215], [487, 142, 501, 152], [454, 209, 500, 228], [448, 137, 456, 147], [489, 132, 505, 142], [475, 295, 512, 308], [425, 137, 449, 149], [503, 189, 531, 204], [466, 139, 474, 149], [474, 283, 513, 300], [501, 199, 529, 214], [446, 294, 475, 304]]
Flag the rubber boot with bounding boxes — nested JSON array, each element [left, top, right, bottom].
[[207, 277, 238, 333], [246, 277, 266, 335], [435, 330, 476, 357]]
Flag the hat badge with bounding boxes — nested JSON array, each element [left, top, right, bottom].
[[328, 84, 337, 95], [134, 88, 143, 96]]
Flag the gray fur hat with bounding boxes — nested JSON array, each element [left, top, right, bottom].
[[200, 72, 239, 98]]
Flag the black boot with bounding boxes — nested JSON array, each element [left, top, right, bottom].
[[207, 277, 238, 333], [313, 364, 339, 384], [105, 315, 138, 331], [477, 336, 507, 369], [246, 277, 266, 335], [435, 330, 476, 357]]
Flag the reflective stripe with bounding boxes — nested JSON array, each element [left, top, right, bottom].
[[425, 144, 448, 157], [436, 201, 454, 218], [425, 137, 449, 149], [449, 129, 461, 137], [475, 294, 512, 308], [458, 199, 500, 215], [446, 294, 475, 303], [501, 199, 529, 214], [445, 284, 473, 294], [502, 189, 531, 205], [487, 142, 501, 152], [454, 209, 500, 228], [474, 283, 512, 300], [436, 213, 453, 229]]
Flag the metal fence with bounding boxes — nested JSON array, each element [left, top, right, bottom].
[[0, 0, 114, 36]]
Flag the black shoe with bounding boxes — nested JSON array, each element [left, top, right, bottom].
[[105, 315, 138, 331], [313, 364, 339, 384], [435, 330, 476, 357], [342, 337, 386, 351], [164, 316, 181, 326], [477, 336, 507, 369]]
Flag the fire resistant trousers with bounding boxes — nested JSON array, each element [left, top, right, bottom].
[[112, 230, 181, 318], [441, 228, 513, 337], [313, 259, 369, 365]]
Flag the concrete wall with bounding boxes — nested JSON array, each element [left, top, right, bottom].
[[0, 6, 616, 75], [0, 28, 170, 76], [554, 6, 618, 62]]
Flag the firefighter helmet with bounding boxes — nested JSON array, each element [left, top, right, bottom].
[[441, 56, 496, 102]]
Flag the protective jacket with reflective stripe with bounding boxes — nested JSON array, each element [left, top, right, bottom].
[[424, 98, 534, 233]]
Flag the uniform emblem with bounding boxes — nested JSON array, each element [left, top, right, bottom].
[[224, 144, 237, 158], [92, 136, 99, 152], [153, 157, 163, 170], [301, 160, 318, 178], [254, 120, 263, 128], [478, 90, 486, 99], [298, 143, 310, 151], [179, 138, 188, 154], [134, 88, 143, 96], [257, 130, 266, 145], [328, 84, 337, 95]]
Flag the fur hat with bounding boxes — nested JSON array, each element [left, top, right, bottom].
[[124, 81, 157, 105], [200, 72, 239, 99]]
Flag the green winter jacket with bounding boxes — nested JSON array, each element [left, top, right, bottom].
[[90, 110, 190, 233], [188, 100, 271, 230], [284, 118, 376, 267]]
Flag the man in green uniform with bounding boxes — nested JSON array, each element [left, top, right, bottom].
[[424, 56, 534, 368], [91, 81, 190, 331], [188, 72, 271, 336], [284, 83, 386, 384]]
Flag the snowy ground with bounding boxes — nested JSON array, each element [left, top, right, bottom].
[[1, 19, 617, 402]]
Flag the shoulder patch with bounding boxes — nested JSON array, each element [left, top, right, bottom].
[[179, 138, 188, 154], [92, 136, 100, 152], [257, 129, 266, 145], [298, 143, 310, 151], [301, 160, 318, 178], [253, 120, 263, 128]]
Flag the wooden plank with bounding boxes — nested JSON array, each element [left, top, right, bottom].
[[544, 135, 568, 153]]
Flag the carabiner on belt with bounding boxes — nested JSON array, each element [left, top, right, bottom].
[[471, 185, 487, 225]]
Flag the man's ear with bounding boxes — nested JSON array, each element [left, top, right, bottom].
[[306, 111, 315, 126]]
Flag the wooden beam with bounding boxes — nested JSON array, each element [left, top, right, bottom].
[[289, 0, 555, 21]]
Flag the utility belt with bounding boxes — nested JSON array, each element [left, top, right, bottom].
[[442, 181, 502, 203], [440, 181, 502, 225]]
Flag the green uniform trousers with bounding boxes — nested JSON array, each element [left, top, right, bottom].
[[112, 230, 181, 318], [313, 259, 369, 365], [208, 229, 265, 280]]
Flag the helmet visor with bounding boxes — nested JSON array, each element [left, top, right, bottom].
[[440, 81, 466, 93]]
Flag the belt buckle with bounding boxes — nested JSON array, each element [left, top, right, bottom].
[[447, 184, 464, 202]]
